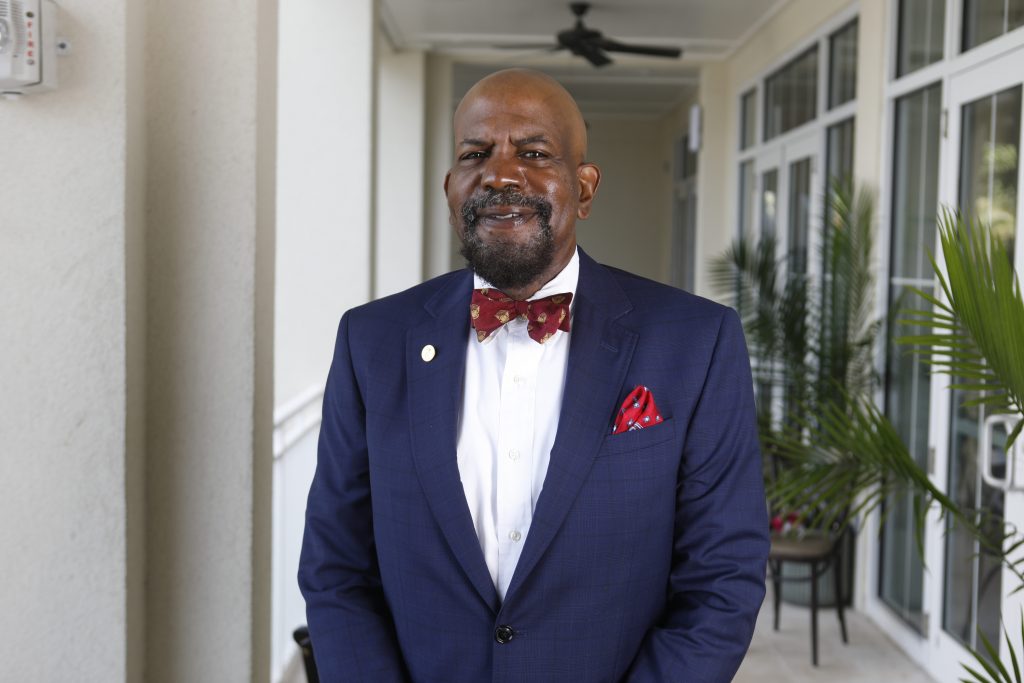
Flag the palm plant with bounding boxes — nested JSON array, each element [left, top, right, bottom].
[[745, 207, 1024, 681], [711, 182, 882, 509], [961, 617, 1024, 683]]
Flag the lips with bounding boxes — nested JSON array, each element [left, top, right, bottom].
[[477, 206, 537, 223]]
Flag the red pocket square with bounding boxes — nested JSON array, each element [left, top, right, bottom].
[[612, 385, 664, 434]]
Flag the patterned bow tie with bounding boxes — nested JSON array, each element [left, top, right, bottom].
[[470, 288, 573, 344]]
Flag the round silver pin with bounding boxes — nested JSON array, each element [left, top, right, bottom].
[[421, 344, 436, 362]]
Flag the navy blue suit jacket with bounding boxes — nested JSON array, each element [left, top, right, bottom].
[[299, 249, 769, 682]]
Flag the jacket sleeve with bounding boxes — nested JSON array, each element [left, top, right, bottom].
[[626, 308, 769, 683], [298, 312, 410, 682]]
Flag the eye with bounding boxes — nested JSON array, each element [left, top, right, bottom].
[[521, 150, 548, 159], [460, 150, 487, 161]]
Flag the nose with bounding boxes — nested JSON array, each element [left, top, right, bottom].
[[481, 152, 522, 192]]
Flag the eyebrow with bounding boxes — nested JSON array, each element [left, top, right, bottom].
[[457, 135, 552, 147], [513, 135, 550, 146]]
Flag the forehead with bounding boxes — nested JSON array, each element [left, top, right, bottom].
[[454, 88, 573, 144]]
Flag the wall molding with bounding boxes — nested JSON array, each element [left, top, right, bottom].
[[273, 384, 324, 459]]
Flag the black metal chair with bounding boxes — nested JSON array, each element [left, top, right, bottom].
[[292, 626, 320, 683], [767, 523, 850, 666]]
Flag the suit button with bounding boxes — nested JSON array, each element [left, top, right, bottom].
[[494, 625, 515, 644]]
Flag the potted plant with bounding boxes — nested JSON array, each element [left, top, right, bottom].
[[711, 181, 880, 606]]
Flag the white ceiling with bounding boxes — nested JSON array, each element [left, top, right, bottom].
[[380, 0, 790, 118], [381, 0, 788, 59]]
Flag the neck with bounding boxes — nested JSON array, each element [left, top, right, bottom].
[[500, 281, 545, 301]]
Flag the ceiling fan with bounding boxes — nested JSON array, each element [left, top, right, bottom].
[[530, 2, 683, 68]]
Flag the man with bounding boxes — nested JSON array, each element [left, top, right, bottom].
[[299, 69, 768, 683]]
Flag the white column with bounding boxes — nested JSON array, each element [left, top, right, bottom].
[[273, 0, 377, 679], [143, 0, 277, 679], [275, 0, 376, 404], [375, 38, 426, 298], [424, 54, 456, 278], [694, 61, 733, 298]]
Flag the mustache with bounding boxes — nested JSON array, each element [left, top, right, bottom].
[[460, 189, 552, 227]]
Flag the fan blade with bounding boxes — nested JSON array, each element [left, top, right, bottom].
[[575, 42, 612, 67], [594, 38, 682, 59], [493, 42, 563, 50]]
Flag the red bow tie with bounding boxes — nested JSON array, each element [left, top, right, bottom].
[[470, 288, 573, 344]]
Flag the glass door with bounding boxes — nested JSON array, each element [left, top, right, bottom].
[[752, 131, 822, 423], [924, 43, 1024, 678], [754, 132, 823, 277]]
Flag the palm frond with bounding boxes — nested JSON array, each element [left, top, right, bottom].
[[764, 390, 977, 544], [900, 211, 1024, 448], [960, 610, 1024, 683]]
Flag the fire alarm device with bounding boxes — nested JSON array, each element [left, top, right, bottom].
[[0, 0, 59, 97]]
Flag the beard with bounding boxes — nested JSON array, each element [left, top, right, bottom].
[[458, 188, 556, 292]]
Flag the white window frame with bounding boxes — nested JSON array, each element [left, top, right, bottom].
[[735, 3, 860, 241]]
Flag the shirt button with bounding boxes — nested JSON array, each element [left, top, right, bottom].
[[508, 449, 520, 461], [509, 530, 522, 542], [495, 625, 515, 644], [513, 374, 524, 385]]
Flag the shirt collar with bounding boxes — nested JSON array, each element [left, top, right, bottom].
[[473, 247, 580, 304]]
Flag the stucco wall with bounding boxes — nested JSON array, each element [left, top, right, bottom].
[[1, 0, 278, 678], [0, 1, 131, 679], [581, 118, 673, 282]]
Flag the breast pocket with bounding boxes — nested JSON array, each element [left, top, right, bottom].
[[596, 418, 677, 458]]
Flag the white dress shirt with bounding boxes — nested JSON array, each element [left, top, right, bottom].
[[456, 248, 579, 601]]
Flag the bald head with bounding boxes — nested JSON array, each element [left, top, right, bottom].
[[454, 69, 589, 164]]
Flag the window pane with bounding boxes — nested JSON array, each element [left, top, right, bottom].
[[741, 89, 757, 149], [685, 140, 698, 180], [675, 137, 698, 181], [958, 85, 1021, 248], [829, 20, 859, 108], [963, 0, 1024, 51], [739, 160, 757, 238], [879, 82, 942, 633], [897, 0, 946, 76], [764, 47, 819, 141], [892, 84, 943, 280], [787, 157, 812, 274], [824, 119, 855, 271], [943, 391, 1005, 650], [826, 118, 856, 190], [761, 169, 778, 238], [671, 191, 697, 292]]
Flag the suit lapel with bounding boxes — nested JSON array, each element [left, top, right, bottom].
[[406, 270, 500, 612], [504, 250, 637, 604]]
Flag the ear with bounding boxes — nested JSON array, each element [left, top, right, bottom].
[[575, 163, 601, 220], [443, 171, 451, 196]]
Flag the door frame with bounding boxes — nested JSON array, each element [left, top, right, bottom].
[[922, 42, 1024, 676]]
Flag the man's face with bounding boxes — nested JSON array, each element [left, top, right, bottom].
[[445, 80, 599, 294]]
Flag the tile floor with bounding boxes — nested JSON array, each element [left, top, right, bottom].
[[733, 590, 938, 683]]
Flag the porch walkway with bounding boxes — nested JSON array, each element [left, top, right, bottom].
[[734, 589, 938, 683]]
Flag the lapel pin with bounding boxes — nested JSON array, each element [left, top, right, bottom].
[[421, 344, 436, 362]]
